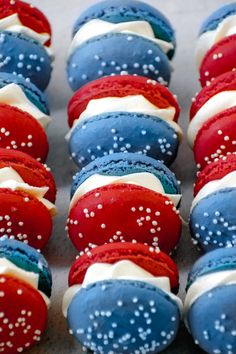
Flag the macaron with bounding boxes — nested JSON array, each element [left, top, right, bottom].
[[0, 237, 52, 353], [190, 155, 236, 252], [67, 75, 182, 168], [184, 247, 236, 354], [63, 242, 182, 354], [67, 152, 182, 255], [196, 3, 236, 67], [0, 31, 53, 91], [188, 71, 236, 169], [0, 149, 57, 249], [0, 0, 52, 46], [67, 0, 175, 90], [199, 33, 236, 87]]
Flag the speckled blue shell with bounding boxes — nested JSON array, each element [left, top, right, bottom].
[[67, 279, 181, 354], [67, 33, 171, 91], [68, 112, 179, 168]]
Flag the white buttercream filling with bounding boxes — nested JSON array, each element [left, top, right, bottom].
[[66, 95, 182, 140], [187, 90, 236, 147], [0, 167, 56, 216], [0, 83, 51, 128], [0, 14, 53, 57], [184, 270, 236, 317], [69, 19, 173, 56], [70, 172, 181, 210], [196, 14, 236, 66], [62, 260, 183, 317], [192, 170, 236, 209], [0, 258, 50, 307]]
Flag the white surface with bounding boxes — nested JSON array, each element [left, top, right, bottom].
[[27, 1, 229, 353]]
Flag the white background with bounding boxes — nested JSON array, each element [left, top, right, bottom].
[[25, 0, 229, 353]]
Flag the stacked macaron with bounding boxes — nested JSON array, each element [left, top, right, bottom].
[[0, 237, 52, 353], [64, 1, 183, 352], [66, 0, 176, 91]]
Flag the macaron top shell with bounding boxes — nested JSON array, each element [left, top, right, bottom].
[[69, 242, 179, 292], [199, 2, 236, 35], [194, 154, 236, 196], [0, 0, 52, 45], [72, 0, 175, 51], [68, 75, 180, 127], [71, 152, 181, 198], [186, 247, 236, 291], [0, 148, 56, 203], [0, 72, 49, 114], [0, 237, 52, 297], [190, 70, 236, 120], [199, 34, 236, 87]]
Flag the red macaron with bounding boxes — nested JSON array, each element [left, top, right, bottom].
[[0, 0, 52, 46], [194, 154, 236, 196], [0, 274, 48, 354], [69, 242, 179, 293], [67, 184, 181, 255], [0, 148, 56, 203], [200, 34, 236, 87], [68, 75, 180, 127], [0, 104, 49, 162]]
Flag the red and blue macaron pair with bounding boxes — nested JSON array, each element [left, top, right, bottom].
[[67, 75, 182, 168], [63, 242, 182, 354], [67, 0, 176, 90], [67, 152, 182, 255], [0, 237, 52, 353]]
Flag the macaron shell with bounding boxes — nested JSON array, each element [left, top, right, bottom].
[[69, 242, 179, 292], [0, 188, 52, 250], [0, 104, 49, 162], [67, 280, 180, 354], [187, 285, 236, 354], [194, 154, 236, 196], [0, 238, 52, 297], [71, 152, 181, 198], [0, 275, 48, 354], [0, 31, 52, 91], [68, 75, 180, 127], [0, 0, 52, 45], [190, 71, 236, 120], [0, 148, 56, 202], [72, 0, 175, 51], [67, 184, 181, 255], [69, 112, 179, 168], [67, 33, 171, 91], [193, 107, 236, 170], [199, 34, 236, 87], [190, 188, 236, 252]]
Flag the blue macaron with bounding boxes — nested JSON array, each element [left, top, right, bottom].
[[69, 112, 180, 168], [0, 31, 53, 91], [0, 237, 52, 297], [189, 188, 236, 252], [67, 33, 172, 91], [0, 72, 49, 114], [67, 279, 181, 354], [199, 2, 236, 36], [72, 0, 176, 59], [71, 152, 181, 199], [185, 248, 236, 354]]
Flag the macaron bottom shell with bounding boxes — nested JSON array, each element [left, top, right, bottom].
[[187, 284, 236, 354], [0, 188, 52, 250], [0, 275, 48, 354], [190, 188, 236, 252], [67, 33, 171, 91], [67, 279, 181, 354], [68, 184, 181, 255], [69, 112, 179, 168]]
